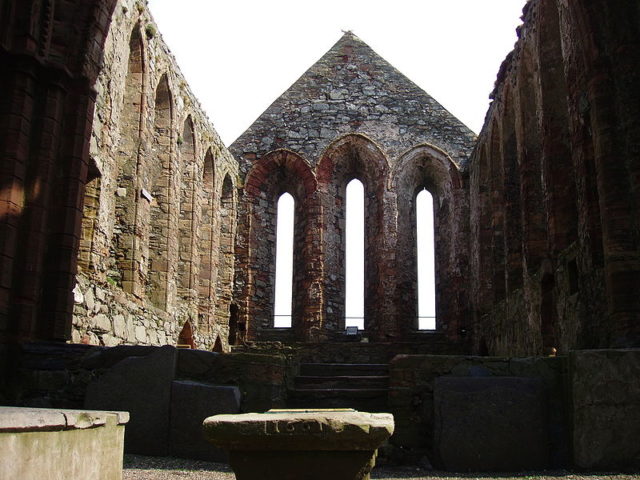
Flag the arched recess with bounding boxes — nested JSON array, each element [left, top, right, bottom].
[[517, 44, 547, 275], [537, 0, 577, 254], [214, 173, 237, 333], [198, 148, 216, 328], [489, 121, 507, 302], [470, 140, 495, 334], [241, 150, 317, 341], [78, 162, 101, 273], [114, 23, 144, 293], [178, 115, 197, 301], [144, 74, 173, 310], [316, 134, 389, 338], [393, 143, 465, 339], [502, 87, 524, 294]]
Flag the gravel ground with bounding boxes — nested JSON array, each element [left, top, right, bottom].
[[123, 455, 640, 480]]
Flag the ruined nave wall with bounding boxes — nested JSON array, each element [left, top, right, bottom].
[[72, 0, 239, 351], [469, 0, 640, 355]]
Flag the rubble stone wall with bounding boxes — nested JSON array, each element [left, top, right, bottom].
[[72, 0, 239, 351]]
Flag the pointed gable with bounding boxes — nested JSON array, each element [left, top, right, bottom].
[[230, 32, 476, 173]]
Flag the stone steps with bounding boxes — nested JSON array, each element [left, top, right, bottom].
[[295, 375, 389, 389], [288, 363, 390, 412], [299, 363, 389, 377]]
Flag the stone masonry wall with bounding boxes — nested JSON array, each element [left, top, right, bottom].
[[231, 33, 476, 344], [72, 0, 239, 351], [469, 0, 640, 355]]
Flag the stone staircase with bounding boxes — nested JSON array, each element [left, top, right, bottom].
[[287, 363, 390, 412]]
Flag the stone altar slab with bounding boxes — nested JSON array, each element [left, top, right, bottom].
[[203, 409, 394, 480]]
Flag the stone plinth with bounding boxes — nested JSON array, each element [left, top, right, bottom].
[[203, 409, 394, 480], [0, 407, 128, 480]]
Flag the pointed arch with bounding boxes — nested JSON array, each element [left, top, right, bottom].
[[240, 150, 317, 340], [146, 73, 173, 309], [393, 143, 465, 336], [215, 173, 237, 332], [114, 22, 145, 293], [178, 115, 197, 300], [198, 147, 216, 327], [317, 134, 389, 336]]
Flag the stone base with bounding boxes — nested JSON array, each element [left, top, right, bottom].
[[229, 450, 378, 480], [0, 407, 128, 480]]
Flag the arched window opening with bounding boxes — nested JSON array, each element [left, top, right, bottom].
[[273, 192, 294, 328], [416, 189, 436, 330], [345, 179, 364, 330]]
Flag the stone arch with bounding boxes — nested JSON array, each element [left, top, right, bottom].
[[393, 143, 465, 337], [114, 22, 145, 293], [214, 172, 237, 334], [240, 150, 317, 340], [177, 319, 196, 349], [198, 147, 216, 328], [178, 115, 197, 301], [213, 336, 223, 353], [316, 134, 389, 337], [0, 0, 119, 343], [145, 73, 173, 310]]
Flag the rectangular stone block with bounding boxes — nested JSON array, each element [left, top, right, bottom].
[[0, 407, 128, 480], [169, 380, 241, 461], [571, 349, 640, 470], [433, 376, 548, 471], [84, 345, 176, 455]]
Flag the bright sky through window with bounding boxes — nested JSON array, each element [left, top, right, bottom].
[[273, 193, 294, 328], [417, 189, 436, 330], [345, 179, 365, 330]]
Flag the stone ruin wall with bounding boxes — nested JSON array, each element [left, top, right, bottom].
[[72, 0, 239, 351], [469, 0, 640, 356], [230, 34, 477, 344]]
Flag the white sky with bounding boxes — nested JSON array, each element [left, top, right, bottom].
[[146, 0, 526, 330], [147, 0, 526, 145]]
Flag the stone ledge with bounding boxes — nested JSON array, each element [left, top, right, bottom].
[[0, 407, 129, 432]]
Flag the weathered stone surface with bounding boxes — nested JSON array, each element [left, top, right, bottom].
[[170, 381, 241, 461], [231, 32, 475, 343], [571, 349, 640, 470], [433, 376, 548, 471], [204, 410, 394, 480], [84, 345, 177, 455], [0, 407, 127, 480]]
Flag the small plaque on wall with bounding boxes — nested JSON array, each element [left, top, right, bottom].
[[141, 188, 153, 202]]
